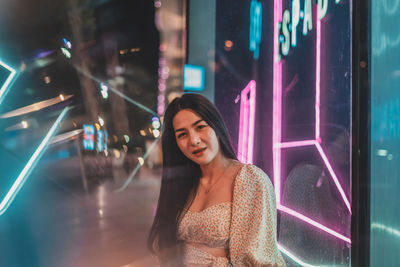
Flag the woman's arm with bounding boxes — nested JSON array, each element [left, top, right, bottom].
[[229, 165, 286, 267]]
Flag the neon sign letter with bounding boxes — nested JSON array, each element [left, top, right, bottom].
[[249, 0, 262, 59], [291, 0, 300, 47], [303, 0, 313, 36], [281, 10, 291, 56], [318, 0, 328, 20]]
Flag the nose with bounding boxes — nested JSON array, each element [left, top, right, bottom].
[[189, 132, 200, 146]]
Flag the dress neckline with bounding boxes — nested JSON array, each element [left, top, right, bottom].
[[186, 201, 232, 214], [185, 164, 247, 213]]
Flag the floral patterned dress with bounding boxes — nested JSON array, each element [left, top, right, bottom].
[[177, 164, 286, 267]]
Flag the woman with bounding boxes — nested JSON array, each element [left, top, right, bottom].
[[148, 94, 286, 266]]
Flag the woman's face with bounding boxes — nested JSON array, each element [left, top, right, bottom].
[[172, 109, 221, 166]]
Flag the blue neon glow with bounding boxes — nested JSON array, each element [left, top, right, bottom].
[[0, 60, 17, 105], [0, 106, 70, 215], [96, 130, 105, 152], [83, 124, 95, 150], [104, 130, 108, 151], [183, 64, 205, 91], [249, 0, 262, 60], [62, 38, 72, 49]]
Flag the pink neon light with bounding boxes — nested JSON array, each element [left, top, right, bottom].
[[279, 205, 351, 243], [238, 80, 256, 164], [274, 140, 316, 149], [272, 1, 352, 245], [273, 0, 283, 205], [316, 19, 321, 142], [315, 142, 351, 213]]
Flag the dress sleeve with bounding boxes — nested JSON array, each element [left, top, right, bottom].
[[229, 165, 286, 267]]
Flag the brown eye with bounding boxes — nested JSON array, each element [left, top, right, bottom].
[[177, 132, 186, 138]]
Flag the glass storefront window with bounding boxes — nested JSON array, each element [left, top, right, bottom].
[[370, 1, 400, 265], [187, 0, 352, 265]]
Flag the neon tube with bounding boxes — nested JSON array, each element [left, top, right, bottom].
[[315, 142, 352, 213], [0, 106, 71, 215], [238, 80, 256, 163], [0, 60, 17, 105], [278, 243, 322, 267], [273, 0, 283, 205], [248, 81, 256, 163], [279, 205, 351, 243], [316, 17, 321, 142], [272, 0, 352, 248], [274, 140, 316, 148]]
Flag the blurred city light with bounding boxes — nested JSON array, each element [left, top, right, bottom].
[[98, 116, 105, 126], [183, 65, 204, 91], [62, 38, 72, 49], [50, 129, 83, 145], [100, 82, 109, 99], [225, 40, 233, 48], [113, 149, 121, 159], [124, 134, 130, 143], [97, 130, 105, 152], [224, 40, 233, 51], [138, 157, 144, 166], [152, 116, 161, 129], [44, 76, 51, 84], [21, 120, 29, 129], [122, 144, 128, 153], [61, 47, 71, 58], [152, 120, 160, 129], [83, 124, 95, 150], [153, 129, 160, 138], [0, 94, 73, 118]]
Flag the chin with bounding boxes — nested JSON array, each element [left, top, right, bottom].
[[196, 157, 215, 166]]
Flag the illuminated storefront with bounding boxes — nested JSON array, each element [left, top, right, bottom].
[[188, 0, 353, 265], [187, 0, 400, 265]]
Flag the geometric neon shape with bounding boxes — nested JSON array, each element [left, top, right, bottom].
[[273, 0, 351, 252], [0, 60, 17, 105], [238, 80, 256, 164], [0, 106, 70, 216], [278, 243, 322, 267]]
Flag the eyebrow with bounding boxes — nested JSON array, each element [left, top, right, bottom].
[[174, 119, 204, 133]]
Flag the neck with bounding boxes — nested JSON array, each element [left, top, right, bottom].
[[200, 154, 232, 184]]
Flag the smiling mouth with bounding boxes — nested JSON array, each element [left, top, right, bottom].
[[192, 147, 207, 155]]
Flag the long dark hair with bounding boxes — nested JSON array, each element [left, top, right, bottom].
[[147, 93, 236, 265]]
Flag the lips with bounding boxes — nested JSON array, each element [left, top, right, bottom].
[[192, 147, 207, 155]]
